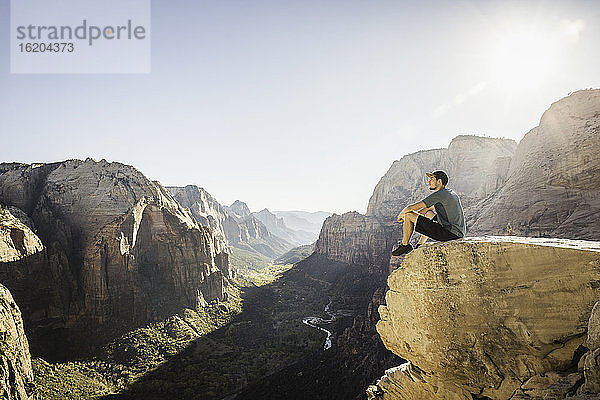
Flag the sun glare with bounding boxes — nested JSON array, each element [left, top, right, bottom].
[[489, 29, 558, 92]]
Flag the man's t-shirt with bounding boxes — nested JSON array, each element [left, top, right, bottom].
[[422, 187, 466, 238]]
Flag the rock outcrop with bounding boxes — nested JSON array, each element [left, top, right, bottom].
[[0, 284, 34, 400], [0, 207, 42, 263], [0, 159, 230, 358], [0, 217, 35, 400], [315, 212, 399, 271], [308, 90, 600, 399], [166, 185, 230, 251], [372, 237, 600, 399]]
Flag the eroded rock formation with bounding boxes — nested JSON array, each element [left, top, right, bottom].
[[0, 212, 36, 399], [314, 212, 399, 271], [0, 284, 34, 400], [469, 89, 600, 239], [371, 237, 600, 399], [0, 159, 230, 357], [169, 186, 293, 260], [0, 207, 42, 263], [366, 135, 516, 221], [166, 185, 230, 251]]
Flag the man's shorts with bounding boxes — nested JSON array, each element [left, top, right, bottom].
[[415, 215, 461, 242]]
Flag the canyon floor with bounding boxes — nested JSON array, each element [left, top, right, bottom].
[[31, 261, 348, 399]]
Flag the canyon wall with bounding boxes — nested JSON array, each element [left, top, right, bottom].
[[168, 186, 293, 259], [0, 211, 37, 399], [0, 284, 34, 400], [0, 159, 230, 357], [469, 89, 600, 239]]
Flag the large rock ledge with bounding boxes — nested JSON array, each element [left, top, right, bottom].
[[371, 237, 600, 399]]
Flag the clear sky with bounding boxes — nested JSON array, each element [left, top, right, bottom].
[[1, 0, 599, 214]]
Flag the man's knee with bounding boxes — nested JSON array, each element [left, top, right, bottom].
[[406, 211, 419, 222], [424, 210, 435, 219]]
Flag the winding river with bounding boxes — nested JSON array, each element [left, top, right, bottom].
[[302, 299, 336, 351]]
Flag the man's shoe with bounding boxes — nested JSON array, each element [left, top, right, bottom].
[[392, 243, 413, 256]]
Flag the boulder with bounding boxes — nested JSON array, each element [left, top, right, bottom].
[[374, 237, 600, 399]]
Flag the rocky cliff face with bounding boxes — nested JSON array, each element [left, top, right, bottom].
[[0, 212, 36, 400], [366, 135, 517, 221], [308, 134, 517, 400], [167, 186, 292, 260], [371, 237, 600, 399], [469, 89, 600, 239], [166, 185, 230, 251], [0, 207, 42, 263], [0, 159, 230, 358], [314, 212, 399, 271], [0, 284, 35, 400]]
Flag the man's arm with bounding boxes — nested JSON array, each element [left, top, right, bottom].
[[397, 201, 427, 222], [417, 205, 436, 215]]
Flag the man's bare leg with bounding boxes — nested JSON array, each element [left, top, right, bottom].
[[401, 211, 419, 245]]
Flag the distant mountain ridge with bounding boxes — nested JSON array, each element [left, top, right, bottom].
[[254, 208, 315, 246], [273, 210, 332, 242], [167, 186, 331, 267], [167, 186, 294, 262]]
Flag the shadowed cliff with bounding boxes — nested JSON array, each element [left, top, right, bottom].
[[0, 159, 231, 359]]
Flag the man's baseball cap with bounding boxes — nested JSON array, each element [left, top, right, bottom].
[[426, 170, 449, 185]]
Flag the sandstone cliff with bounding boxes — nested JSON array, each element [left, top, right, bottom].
[[371, 237, 600, 399], [0, 207, 42, 263], [168, 186, 294, 260], [366, 136, 516, 221], [0, 211, 36, 399], [0, 159, 231, 358], [469, 89, 600, 239], [166, 185, 230, 250], [0, 284, 34, 400], [314, 212, 399, 271]]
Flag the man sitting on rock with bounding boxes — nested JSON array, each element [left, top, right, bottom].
[[392, 170, 466, 256]]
